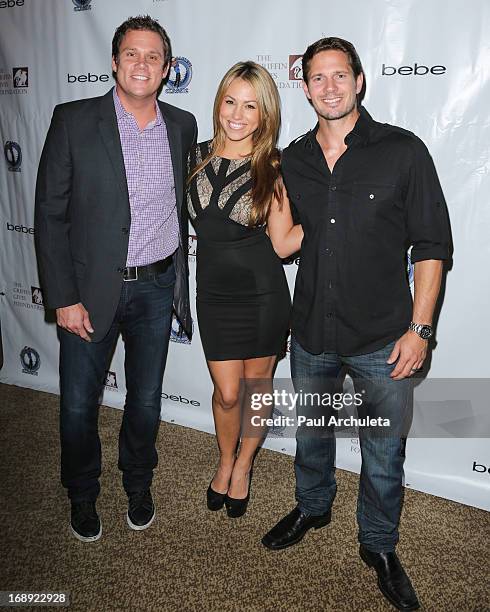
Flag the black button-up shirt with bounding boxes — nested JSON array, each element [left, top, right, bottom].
[[282, 106, 452, 356]]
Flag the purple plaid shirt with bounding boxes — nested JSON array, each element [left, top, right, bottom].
[[113, 88, 179, 267]]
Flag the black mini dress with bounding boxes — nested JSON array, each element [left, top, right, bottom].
[[187, 141, 291, 361]]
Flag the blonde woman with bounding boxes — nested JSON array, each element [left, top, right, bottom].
[[187, 61, 302, 517]]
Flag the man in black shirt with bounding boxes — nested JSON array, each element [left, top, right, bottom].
[[262, 38, 451, 611]]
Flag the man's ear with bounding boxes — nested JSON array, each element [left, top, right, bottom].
[[302, 80, 312, 100], [356, 72, 363, 95]]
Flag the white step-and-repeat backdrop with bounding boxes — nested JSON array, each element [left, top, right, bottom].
[[1, 0, 489, 511]]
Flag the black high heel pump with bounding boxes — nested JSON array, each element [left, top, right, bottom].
[[224, 471, 252, 518], [206, 483, 226, 511]]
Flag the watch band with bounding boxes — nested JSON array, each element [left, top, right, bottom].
[[409, 321, 433, 340]]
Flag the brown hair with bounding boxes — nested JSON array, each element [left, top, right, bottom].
[[112, 15, 172, 68], [302, 37, 366, 105], [189, 61, 282, 226]]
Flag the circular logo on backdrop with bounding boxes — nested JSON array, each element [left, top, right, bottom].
[[20, 346, 41, 375], [170, 314, 193, 344], [72, 0, 92, 10], [407, 250, 414, 286], [268, 407, 287, 437], [188, 234, 197, 257], [166, 57, 192, 93], [4, 141, 22, 172]]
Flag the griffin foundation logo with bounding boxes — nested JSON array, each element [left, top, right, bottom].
[[20, 346, 41, 376], [4, 141, 22, 172], [0, 67, 28, 95], [170, 313, 192, 344], [72, 0, 92, 11], [31, 286, 44, 306], [104, 370, 118, 390], [11, 282, 43, 311], [12, 67, 28, 88], [289, 55, 303, 80], [256, 54, 304, 89], [165, 57, 192, 94]]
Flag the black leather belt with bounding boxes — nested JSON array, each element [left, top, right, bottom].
[[122, 256, 173, 281]]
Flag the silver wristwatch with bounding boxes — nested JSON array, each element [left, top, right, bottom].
[[409, 321, 433, 340]]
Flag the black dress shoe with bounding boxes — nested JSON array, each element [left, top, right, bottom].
[[207, 483, 226, 511], [70, 501, 102, 542], [127, 489, 155, 531], [359, 545, 420, 611], [261, 506, 331, 550]]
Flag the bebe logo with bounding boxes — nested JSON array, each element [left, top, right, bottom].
[[472, 461, 490, 474], [381, 63, 446, 76], [0, 0, 25, 7], [161, 392, 200, 406], [7, 223, 34, 234], [67, 73, 110, 83]]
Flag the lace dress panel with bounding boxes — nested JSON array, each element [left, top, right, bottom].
[[214, 157, 253, 226], [188, 142, 256, 227]]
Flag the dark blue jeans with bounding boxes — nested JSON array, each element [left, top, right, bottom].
[[291, 335, 412, 553], [59, 264, 175, 502]]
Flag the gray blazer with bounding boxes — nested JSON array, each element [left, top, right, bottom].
[[35, 89, 197, 341]]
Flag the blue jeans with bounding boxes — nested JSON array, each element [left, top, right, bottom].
[[59, 264, 175, 502], [291, 335, 412, 553]]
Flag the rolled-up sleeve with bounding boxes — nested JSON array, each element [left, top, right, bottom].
[[405, 137, 452, 263]]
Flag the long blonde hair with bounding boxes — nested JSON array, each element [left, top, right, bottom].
[[188, 61, 282, 226]]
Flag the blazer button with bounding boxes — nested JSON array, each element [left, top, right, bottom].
[[122, 227, 129, 234], [117, 267, 124, 273]]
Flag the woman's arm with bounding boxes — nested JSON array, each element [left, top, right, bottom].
[[267, 183, 303, 259]]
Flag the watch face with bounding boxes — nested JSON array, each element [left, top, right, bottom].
[[420, 325, 433, 340]]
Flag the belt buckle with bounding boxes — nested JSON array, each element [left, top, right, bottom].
[[123, 267, 138, 281]]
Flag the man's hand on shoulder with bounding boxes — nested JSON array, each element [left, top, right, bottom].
[[56, 303, 94, 342], [387, 331, 428, 380]]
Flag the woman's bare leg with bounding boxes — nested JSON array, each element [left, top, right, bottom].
[[207, 359, 245, 494], [227, 355, 276, 499]]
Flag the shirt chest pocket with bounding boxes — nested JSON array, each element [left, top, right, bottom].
[[351, 182, 400, 231]]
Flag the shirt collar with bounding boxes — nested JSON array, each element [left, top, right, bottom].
[[305, 105, 375, 151], [112, 86, 163, 128], [345, 106, 373, 146]]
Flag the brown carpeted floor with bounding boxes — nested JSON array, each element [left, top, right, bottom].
[[0, 383, 488, 612]]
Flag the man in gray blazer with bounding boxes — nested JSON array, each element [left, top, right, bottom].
[[35, 15, 197, 542]]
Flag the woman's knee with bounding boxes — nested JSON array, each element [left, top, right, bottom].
[[243, 358, 275, 382], [213, 386, 240, 410]]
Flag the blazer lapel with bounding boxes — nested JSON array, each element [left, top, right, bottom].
[[98, 90, 129, 203], [161, 103, 183, 214]]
